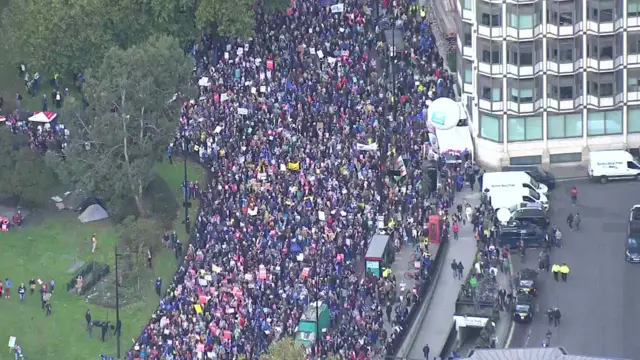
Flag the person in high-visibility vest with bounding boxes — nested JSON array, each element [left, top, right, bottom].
[[551, 264, 560, 281], [559, 263, 570, 282]]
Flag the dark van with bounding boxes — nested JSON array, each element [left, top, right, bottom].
[[501, 165, 556, 190], [498, 222, 548, 249], [511, 207, 550, 229]]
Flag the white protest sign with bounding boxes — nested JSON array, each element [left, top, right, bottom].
[[237, 47, 244, 56], [214, 125, 223, 134], [317, 50, 324, 59], [327, 57, 336, 65], [8, 336, 16, 349], [251, 87, 257, 94], [260, 86, 267, 93], [318, 211, 326, 221], [310, 48, 316, 55], [238, 107, 249, 115], [331, 3, 344, 13], [224, 52, 229, 59], [220, 93, 229, 102]]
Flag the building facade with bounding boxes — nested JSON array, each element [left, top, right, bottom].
[[456, 0, 640, 168]]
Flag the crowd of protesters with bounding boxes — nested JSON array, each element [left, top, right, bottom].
[[130, 0, 457, 358]]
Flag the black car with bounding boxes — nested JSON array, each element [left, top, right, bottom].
[[513, 293, 535, 323], [501, 165, 556, 190], [498, 222, 548, 249], [626, 238, 640, 263], [511, 207, 550, 229], [516, 268, 538, 297]]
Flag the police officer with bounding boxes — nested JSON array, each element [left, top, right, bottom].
[[560, 263, 570, 282], [547, 308, 554, 326], [551, 264, 560, 281]]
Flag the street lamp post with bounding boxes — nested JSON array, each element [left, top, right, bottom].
[[114, 245, 122, 359], [182, 117, 191, 234]]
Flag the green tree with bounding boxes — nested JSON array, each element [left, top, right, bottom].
[[117, 216, 164, 288], [0, 0, 113, 75], [196, 0, 256, 39], [46, 35, 194, 216], [0, 132, 58, 206], [259, 338, 306, 360]]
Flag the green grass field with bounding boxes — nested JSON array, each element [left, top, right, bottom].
[[0, 161, 204, 360]]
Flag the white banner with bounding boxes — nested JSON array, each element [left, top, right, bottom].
[[356, 143, 378, 151], [331, 3, 344, 13]]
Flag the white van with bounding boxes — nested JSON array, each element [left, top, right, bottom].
[[588, 150, 640, 184], [482, 172, 549, 195], [488, 187, 549, 210]]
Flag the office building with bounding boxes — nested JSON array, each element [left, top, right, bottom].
[[455, 0, 640, 168]]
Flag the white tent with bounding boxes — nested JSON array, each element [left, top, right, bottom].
[[198, 77, 211, 87], [78, 204, 109, 223], [28, 112, 57, 123], [0, 115, 6, 122]]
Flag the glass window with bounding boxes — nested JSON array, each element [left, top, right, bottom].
[[559, 12, 573, 25], [587, 110, 623, 136], [463, 0, 472, 10], [550, 153, 582, 163], [480, 114, 502, 142], [510, 156, 542, 165], [629, 33, 640, 54], [482, 13, 501, 26], [560, 86, 574, 99], [548, 114, 583, 139], [464, 68, 472, 84], [629, 70, 640, 91], [630, 2, 640, 17], [508, 116, 542, 142], [510, 14, 534, 29], [628, 108, 640, 133]]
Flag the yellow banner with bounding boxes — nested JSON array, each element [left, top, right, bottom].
[[287, 162, 300, 171]]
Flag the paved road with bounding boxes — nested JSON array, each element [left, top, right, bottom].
[[508, 180, 640, 359], [406, 189, 480, 359]]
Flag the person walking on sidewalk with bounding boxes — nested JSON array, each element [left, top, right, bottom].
[[457, 261, 464, 280], [422, 344, 430, 360], [566, 213, 574, 230], [570, 186, 578, 205], [452, 221, 459, 240], [552, 264, 560, 281], [573, 213, 581, 231], [451, 259, 458, 279], [560, 263, 570, 282]]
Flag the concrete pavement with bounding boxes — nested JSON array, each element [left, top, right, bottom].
[[399, 188, 480, 359], [508, 180, 640, 359]]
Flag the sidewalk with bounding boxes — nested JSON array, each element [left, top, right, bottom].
[[383, 241, 440, 336], [401, 189, 480, 359]]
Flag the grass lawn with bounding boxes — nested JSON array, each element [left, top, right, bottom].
[[0, 161, 204, 359]]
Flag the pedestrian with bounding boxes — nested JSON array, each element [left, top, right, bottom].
[[155, 277, 162, 297], [422, 344, 430, 360], [88, 321, 93, 339], [86, 309, 92, 330], [386, 302, 393, 322], [91, 233, 98, 253], [49, 278, 55, 293], [553, 307, 562, 326], [168, 145, 173, 165], [566, 213, 574, 230], [574, 213, 581, 231], [45, 300, 52, 316], [570, 186, 578, 205], [4, 278, 10, 298], [560, 263, 570, 282], [451, 259, 457, 279], [29, 278, 36, 295], [552, 264, 560, 281], [457, 261, 464, 280], [147, 247, 153, 268], [452, 222, 459, 240], [18, 283, 26, 302]]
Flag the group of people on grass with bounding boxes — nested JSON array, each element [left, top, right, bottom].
[[129, 0, 455, 358]]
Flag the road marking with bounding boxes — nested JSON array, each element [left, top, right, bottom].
[[555, 176, 589, 182], [505, 321, 515, 348], [524, 328, 532, 348]]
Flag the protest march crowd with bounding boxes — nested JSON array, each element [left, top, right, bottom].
[[129, 0, 457, 358]]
